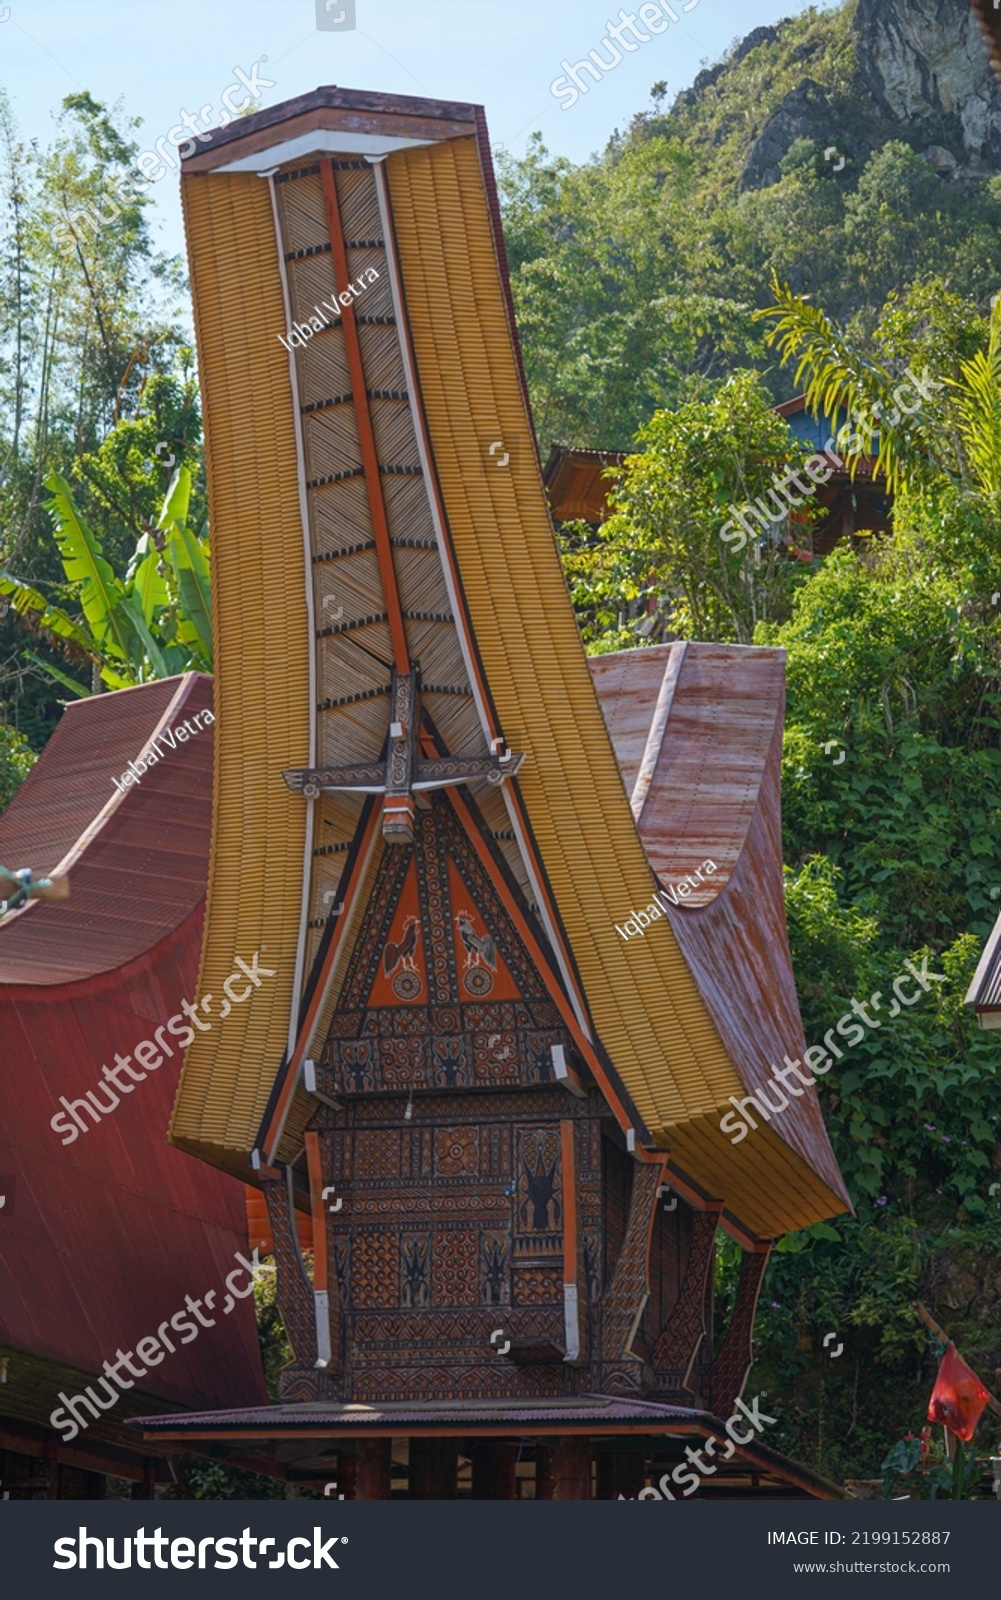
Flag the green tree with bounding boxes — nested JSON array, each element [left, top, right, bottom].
[[0, 721, 34, 812], [0, 88, 194, 748], [561, 371, 811, 648], [1, 464, 211, 695], [748, 536, 1001, 1482]]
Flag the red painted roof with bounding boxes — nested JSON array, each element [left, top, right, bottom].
[[0, 674, 214, 986], [0, 676, 266, 1411]]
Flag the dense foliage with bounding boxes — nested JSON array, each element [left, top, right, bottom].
[[500, 4, 1001, 1485], [498, 4, 1001, 449], [556, 281, 1001, 1481], [0, 88, 198, 748], [559, 372, 812, 648]]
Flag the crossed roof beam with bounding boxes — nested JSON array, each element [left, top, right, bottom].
[[282, 666, 524, 842]]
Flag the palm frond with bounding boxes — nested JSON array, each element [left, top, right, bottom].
[[946, 294, 1001, 498], [755, 273, 942, 496]]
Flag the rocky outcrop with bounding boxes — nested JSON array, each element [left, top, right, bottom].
[[733, 24, 780, 65], [689, 0, 1001, 192], [855, 0, 1001, 169], [738, 0, 1001, 190], [675, 24, 780, 114], [740, 80, 836, 190]]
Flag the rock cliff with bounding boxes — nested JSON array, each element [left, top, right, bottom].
[[734, 0, 1001, 190]]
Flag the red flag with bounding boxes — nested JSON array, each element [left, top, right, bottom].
[[926, 1343, 989, 1442]]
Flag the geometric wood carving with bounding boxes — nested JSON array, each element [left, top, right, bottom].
[[597, 1161, 661, 1392], [264, 784, 772, 1415], [710, 1244, 771, 1418], [651, 1208, 719, 1396], [262, 1175, 318, 1370]]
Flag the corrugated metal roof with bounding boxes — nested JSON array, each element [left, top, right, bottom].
[[130, 1394, 843, 1497], [136, 1394, 704, 1429], [0, 674, 213, 986], [0, 678, 265, 1410], [591, 642, 849, 1206]]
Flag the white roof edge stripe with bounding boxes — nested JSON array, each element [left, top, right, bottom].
[[211, 131, 434, 173]]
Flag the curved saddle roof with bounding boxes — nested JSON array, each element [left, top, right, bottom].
[[591, 642, 847, 1204], [0, 675, 212, 986], [168, 86, 849, 1239], [0, 673, 265, 1412]]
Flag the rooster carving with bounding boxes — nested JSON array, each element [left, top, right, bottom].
[[455, 910, 497, 973], [384, 914, 420, 977], [0, 864, 70, 916]]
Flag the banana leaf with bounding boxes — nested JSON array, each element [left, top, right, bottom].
[[158, 464, 192, 533], [117, 595, 171, 680], [126, 534, 171, 623], [43, 472, 133, 662], [0, 571, 102, 659], [168, 521, 212, 667], [22, 649, 92, 698]]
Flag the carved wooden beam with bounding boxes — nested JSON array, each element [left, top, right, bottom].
[[651, 1207, 720, 1398], [283, 750, 524, 798], [710, 1243, 771, 1419], [598, 1162, 661, 1392], [263, 1174, 320, 1380], [282, 668, 524, 844]]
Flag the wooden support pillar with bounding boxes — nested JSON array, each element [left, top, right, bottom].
[[595, 1450, 645, 1500], [42, 1444, 59, 1500], [471, 1441, 517, 1500], [711, 1244, 771, 1419], [535, 1445, 553, 1500], [355, 1438, 392, 1501], [549, 1436, 591, 1500], [337, 1451, 358, 1501], [130, 1461, 157, 1500], [409, 1438, 457, 1500]]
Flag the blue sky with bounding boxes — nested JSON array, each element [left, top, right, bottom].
[[1, 0, 837, 260]]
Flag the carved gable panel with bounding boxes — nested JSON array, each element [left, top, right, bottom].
[[320, 797, 565, 1096]]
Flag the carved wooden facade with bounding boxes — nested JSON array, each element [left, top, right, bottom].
[[266, 794, 766, 1408]]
